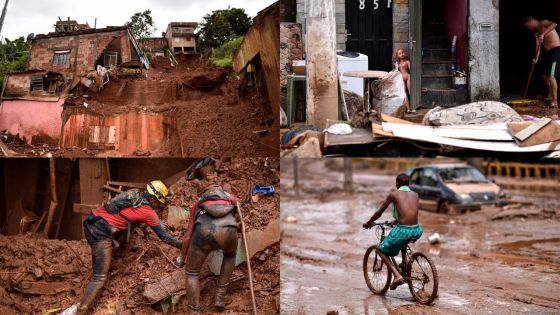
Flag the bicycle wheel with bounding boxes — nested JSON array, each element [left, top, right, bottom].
[[363, 245, 392, 294], [407, 252, 438, 305]]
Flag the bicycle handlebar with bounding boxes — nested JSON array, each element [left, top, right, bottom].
[[363, 220, 391, 230]]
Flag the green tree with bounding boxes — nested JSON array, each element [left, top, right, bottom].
[[0, 37, 30, 87], [198, 7, 252, 48], [128, 10, 156, 41]]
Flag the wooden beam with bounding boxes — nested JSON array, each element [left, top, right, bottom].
[[78, 159, 110, 236], [73, 203, 99, 215], [106, 181, 146, 189]]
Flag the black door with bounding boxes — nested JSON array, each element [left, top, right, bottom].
[[345, 0, 393, 71]]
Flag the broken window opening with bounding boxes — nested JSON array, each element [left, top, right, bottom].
[[29, 72, 66, 95], [173, 47, 182, 53], [52, 50, 71, 65], [30, 75, 44, 92], [103, 51, 118, 68]]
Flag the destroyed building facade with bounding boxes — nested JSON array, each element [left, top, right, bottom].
[[0, 23, 150, 147]]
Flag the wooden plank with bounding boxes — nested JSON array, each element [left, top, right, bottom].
[[381, 114, 413, 125], [102, 185, 123, 194], [508, 121, 560, 147], [78, 160, 110, 234], [324, 119, 375, 147], [106, 181, 146, 189], [73, 203, 99, 215], [385, 122, 559, 152], [512, 118, 551, 141], [382, 123, 514, 141]]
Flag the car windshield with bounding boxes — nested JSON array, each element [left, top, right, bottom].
[[439, 167, 487, 183]]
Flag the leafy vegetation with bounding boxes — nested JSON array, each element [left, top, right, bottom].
[[0, 37, 30, 87], [128, 10, 157, 41], [211, 37, 243, 68], [198, 7, 251, 48]]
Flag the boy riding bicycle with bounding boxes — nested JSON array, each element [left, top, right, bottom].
[[363, 173, 423, 290]]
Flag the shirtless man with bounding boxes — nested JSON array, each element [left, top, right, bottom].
[[524, 17, 560, 107], [362, 173, 423, 290]]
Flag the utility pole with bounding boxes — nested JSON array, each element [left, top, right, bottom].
[[305, 0, 338, 128], [0, 0, 9, 38]]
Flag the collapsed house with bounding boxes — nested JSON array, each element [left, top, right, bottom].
[[0, 23, 173, 155], [233, 2, 280, 136]]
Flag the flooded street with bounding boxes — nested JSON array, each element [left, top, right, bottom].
[[280, 160, 560, 314]]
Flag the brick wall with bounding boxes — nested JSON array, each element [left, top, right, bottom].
[[140, 38, 168, 53], [393, 0, 409, 52], [280, 23, 304, 110], [28, 30, 132, 78]]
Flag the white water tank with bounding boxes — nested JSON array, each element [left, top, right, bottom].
[[337, 51, 369, 97]]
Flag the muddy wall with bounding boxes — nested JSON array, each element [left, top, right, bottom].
[[0, 99, 64, 144], [61, 112, 181, 156]]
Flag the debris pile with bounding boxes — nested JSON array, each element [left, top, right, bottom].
[[2, 54, 277, 157], [0, 158, 280, 314]]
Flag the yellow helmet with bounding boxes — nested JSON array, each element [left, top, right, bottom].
[[147, 180, 169, 203]]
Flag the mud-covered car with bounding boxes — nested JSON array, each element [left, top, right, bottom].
[[406, 164, 508, 214]]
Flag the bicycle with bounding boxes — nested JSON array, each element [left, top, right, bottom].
[[362, 221, 438, 305]]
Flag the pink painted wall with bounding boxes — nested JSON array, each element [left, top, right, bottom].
[[442, 0, 468, 71], [0, 99, 64, 144]]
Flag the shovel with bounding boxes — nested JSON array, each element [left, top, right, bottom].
[[524, 42, 541, 98], [236, 201, 258, 315]]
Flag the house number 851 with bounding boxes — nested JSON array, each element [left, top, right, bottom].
[[359, 0, 392, 10]]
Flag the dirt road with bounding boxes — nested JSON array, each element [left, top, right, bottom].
[[280, 159, 560, 315]]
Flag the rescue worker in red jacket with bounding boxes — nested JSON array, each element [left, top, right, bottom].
[[63, 180, 182, 315], [175, 184, 239, 314]]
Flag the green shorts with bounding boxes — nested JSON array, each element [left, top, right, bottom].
[[379, 224, 423, 256]]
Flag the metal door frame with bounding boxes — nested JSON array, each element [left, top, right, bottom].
[[409, 0, 422, 110]]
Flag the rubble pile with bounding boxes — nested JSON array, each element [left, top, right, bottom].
[[0, 158, 280, 314]]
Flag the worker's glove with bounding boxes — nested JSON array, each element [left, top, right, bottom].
[[362, 222, 373, 229], [174, 256, 185, 268]]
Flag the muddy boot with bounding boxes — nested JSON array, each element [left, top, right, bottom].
[[214, 285, 232, 309], [188, 305, 202, 315]]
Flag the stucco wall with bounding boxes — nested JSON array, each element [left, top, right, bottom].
[[468, 0, 500, 101], [0, 99, 64, 144]]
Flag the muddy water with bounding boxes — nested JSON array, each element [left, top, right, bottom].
[[280, 162, 560, 315]]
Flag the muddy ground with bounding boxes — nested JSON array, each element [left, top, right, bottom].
[[2, 54, 278, 157], [0, 158, 280, 314], [280, 159, 560, 315]]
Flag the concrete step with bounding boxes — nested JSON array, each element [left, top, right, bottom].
[[422, 75, 453, 89], [421, 88, 468, 108], [422, 62, 452, 75], [423, 48, 450, 60]]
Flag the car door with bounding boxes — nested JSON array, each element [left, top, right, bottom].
[[409, 168, 429, 209], [419, 167, 441, 212]]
